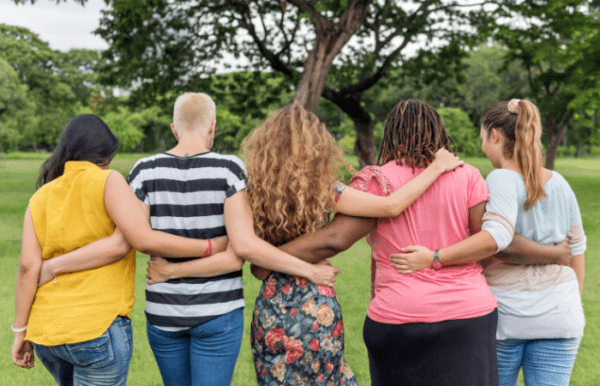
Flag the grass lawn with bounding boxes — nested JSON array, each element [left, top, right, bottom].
[[1, 153, 598, 385]]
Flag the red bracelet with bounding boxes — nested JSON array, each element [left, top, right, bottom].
[[203, 239, 212, 257]]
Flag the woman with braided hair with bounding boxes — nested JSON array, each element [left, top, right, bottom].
[[145, 103, 465, 385], [268, 99, 569, 385], [395, 99, 585, 386]]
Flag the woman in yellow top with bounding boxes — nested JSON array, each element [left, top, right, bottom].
[[10, 114, 340, 386]]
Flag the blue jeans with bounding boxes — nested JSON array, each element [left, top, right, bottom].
[[146, 308, 244, 386], [497, 337, 582, 386], [32, 316, 133, 386]]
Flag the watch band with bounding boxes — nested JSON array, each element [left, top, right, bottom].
[[432, 249, 442, 270]]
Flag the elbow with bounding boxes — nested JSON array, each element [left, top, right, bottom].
[[229, 237, 253, 260], [18, 258, 41, 278], [324, 232, 353, 254], [128, 235, 152, 255], [231, 255, 245, 271], [116, 238, 133, 256]]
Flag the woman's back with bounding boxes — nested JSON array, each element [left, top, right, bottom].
[[27, 161, 135, 346], [350, 161, 497, 325], [483, 168, 585, 340]]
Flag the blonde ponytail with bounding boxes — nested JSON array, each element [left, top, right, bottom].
[[511, 99, 545, 210], [482, 99, 546, 211]]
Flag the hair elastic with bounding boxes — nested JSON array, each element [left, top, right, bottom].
[[508, 99, 520, 114]]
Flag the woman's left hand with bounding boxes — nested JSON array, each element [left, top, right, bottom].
[[390, 246, 434, 274], [11, 333, 35, 369], [146, 256, 173, 284], [432, 148, 464, 173]]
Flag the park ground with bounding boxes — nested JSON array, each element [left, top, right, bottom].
[[1, 153, 598, 385]]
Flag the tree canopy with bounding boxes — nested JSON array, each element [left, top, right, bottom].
[[479, 0, 600, 168], [0, 24, 101, 148], [70, 0, 488, 165]]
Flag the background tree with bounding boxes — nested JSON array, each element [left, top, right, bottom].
[[53, 0, 487, 166], [0, 24, 101, 148], [0, 58, 36, 151], [479, 0, 600, 169]]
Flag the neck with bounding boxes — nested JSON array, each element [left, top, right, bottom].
[[168, 133, 212, 157]]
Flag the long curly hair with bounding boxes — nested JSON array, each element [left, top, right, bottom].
[[378, 100, 455, 171], [241, 104, 351, 246]]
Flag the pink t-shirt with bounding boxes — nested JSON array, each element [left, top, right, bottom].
[[349, 161, 498, 324]]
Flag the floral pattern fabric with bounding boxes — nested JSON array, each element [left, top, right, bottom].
[[251, 272, 358, 386]]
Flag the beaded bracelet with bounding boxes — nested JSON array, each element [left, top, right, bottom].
[[11, 323, 27, 333]]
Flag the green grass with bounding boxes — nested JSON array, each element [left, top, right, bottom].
[[1, 153, 598, 385]]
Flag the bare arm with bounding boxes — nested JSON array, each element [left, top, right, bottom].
[[335, 149, 463, 218], [390, 201, 498, 273], [103, 171, 219, 257], [39, 190, 228, 286], [224, 190, 340, 286], [12, 207, 40, 369], [280, 214, 377, 262], [145, 246, 244, 284], [251, 214, 377, 280], [38, 227, 132, 287], [465, 201, 570, 266], [494, 235, 571, 266], [571, 254, 584, 296]]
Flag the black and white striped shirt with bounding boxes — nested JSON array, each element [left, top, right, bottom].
[[127, 152, 246, 330]]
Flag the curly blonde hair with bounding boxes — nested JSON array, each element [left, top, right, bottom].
[[241, 104, 351, 246]]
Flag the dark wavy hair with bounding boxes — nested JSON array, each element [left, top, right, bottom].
[[37, 114, 119, 187], [378, 100, 455, 171]]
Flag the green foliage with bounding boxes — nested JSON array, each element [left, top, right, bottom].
[[476, 0, 600, 168], [101, 107, 145, 151], [0, 58, 36, 151], [438, 107, 480, 156], [0, 24, 101, 149]]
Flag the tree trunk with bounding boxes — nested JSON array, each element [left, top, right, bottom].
[[294, 38, 335, 112], [545, 122, 568, 170], [353, 116, 377, 167], [323, 88, 377, 166], [545, 136, 558, 171]]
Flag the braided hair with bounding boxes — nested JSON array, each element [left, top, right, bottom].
[[378, 100, 455, 170]]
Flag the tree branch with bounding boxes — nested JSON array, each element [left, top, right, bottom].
[[228, 1, 295, 79], [286, 0, 328, 33]]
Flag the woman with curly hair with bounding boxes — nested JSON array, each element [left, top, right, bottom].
[[259, 100, 571, 386], [146, 103, 463, 385], [242, 104, 461, 385]]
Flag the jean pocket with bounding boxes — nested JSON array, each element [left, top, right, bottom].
[[67, 330, 114, 367]]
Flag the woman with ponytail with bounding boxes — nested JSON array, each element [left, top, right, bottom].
[[394, 99, 586, 386]]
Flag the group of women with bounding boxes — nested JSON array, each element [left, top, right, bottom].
[[11, 94, 585, 386]]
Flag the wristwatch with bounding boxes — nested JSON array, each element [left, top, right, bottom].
[[432, 249, 442, 270]]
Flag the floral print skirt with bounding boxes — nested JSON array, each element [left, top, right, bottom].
[[251, 272, 358, 386]]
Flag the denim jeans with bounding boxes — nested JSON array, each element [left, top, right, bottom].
[[146, 308, 244, 386], [497, 337, 582, 386], [32, 316, 133, 386]]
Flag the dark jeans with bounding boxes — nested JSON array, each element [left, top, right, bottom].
[[33, 316, 133, 386]]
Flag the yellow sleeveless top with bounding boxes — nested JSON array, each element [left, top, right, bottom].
[[26, 161, 136, 345]]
